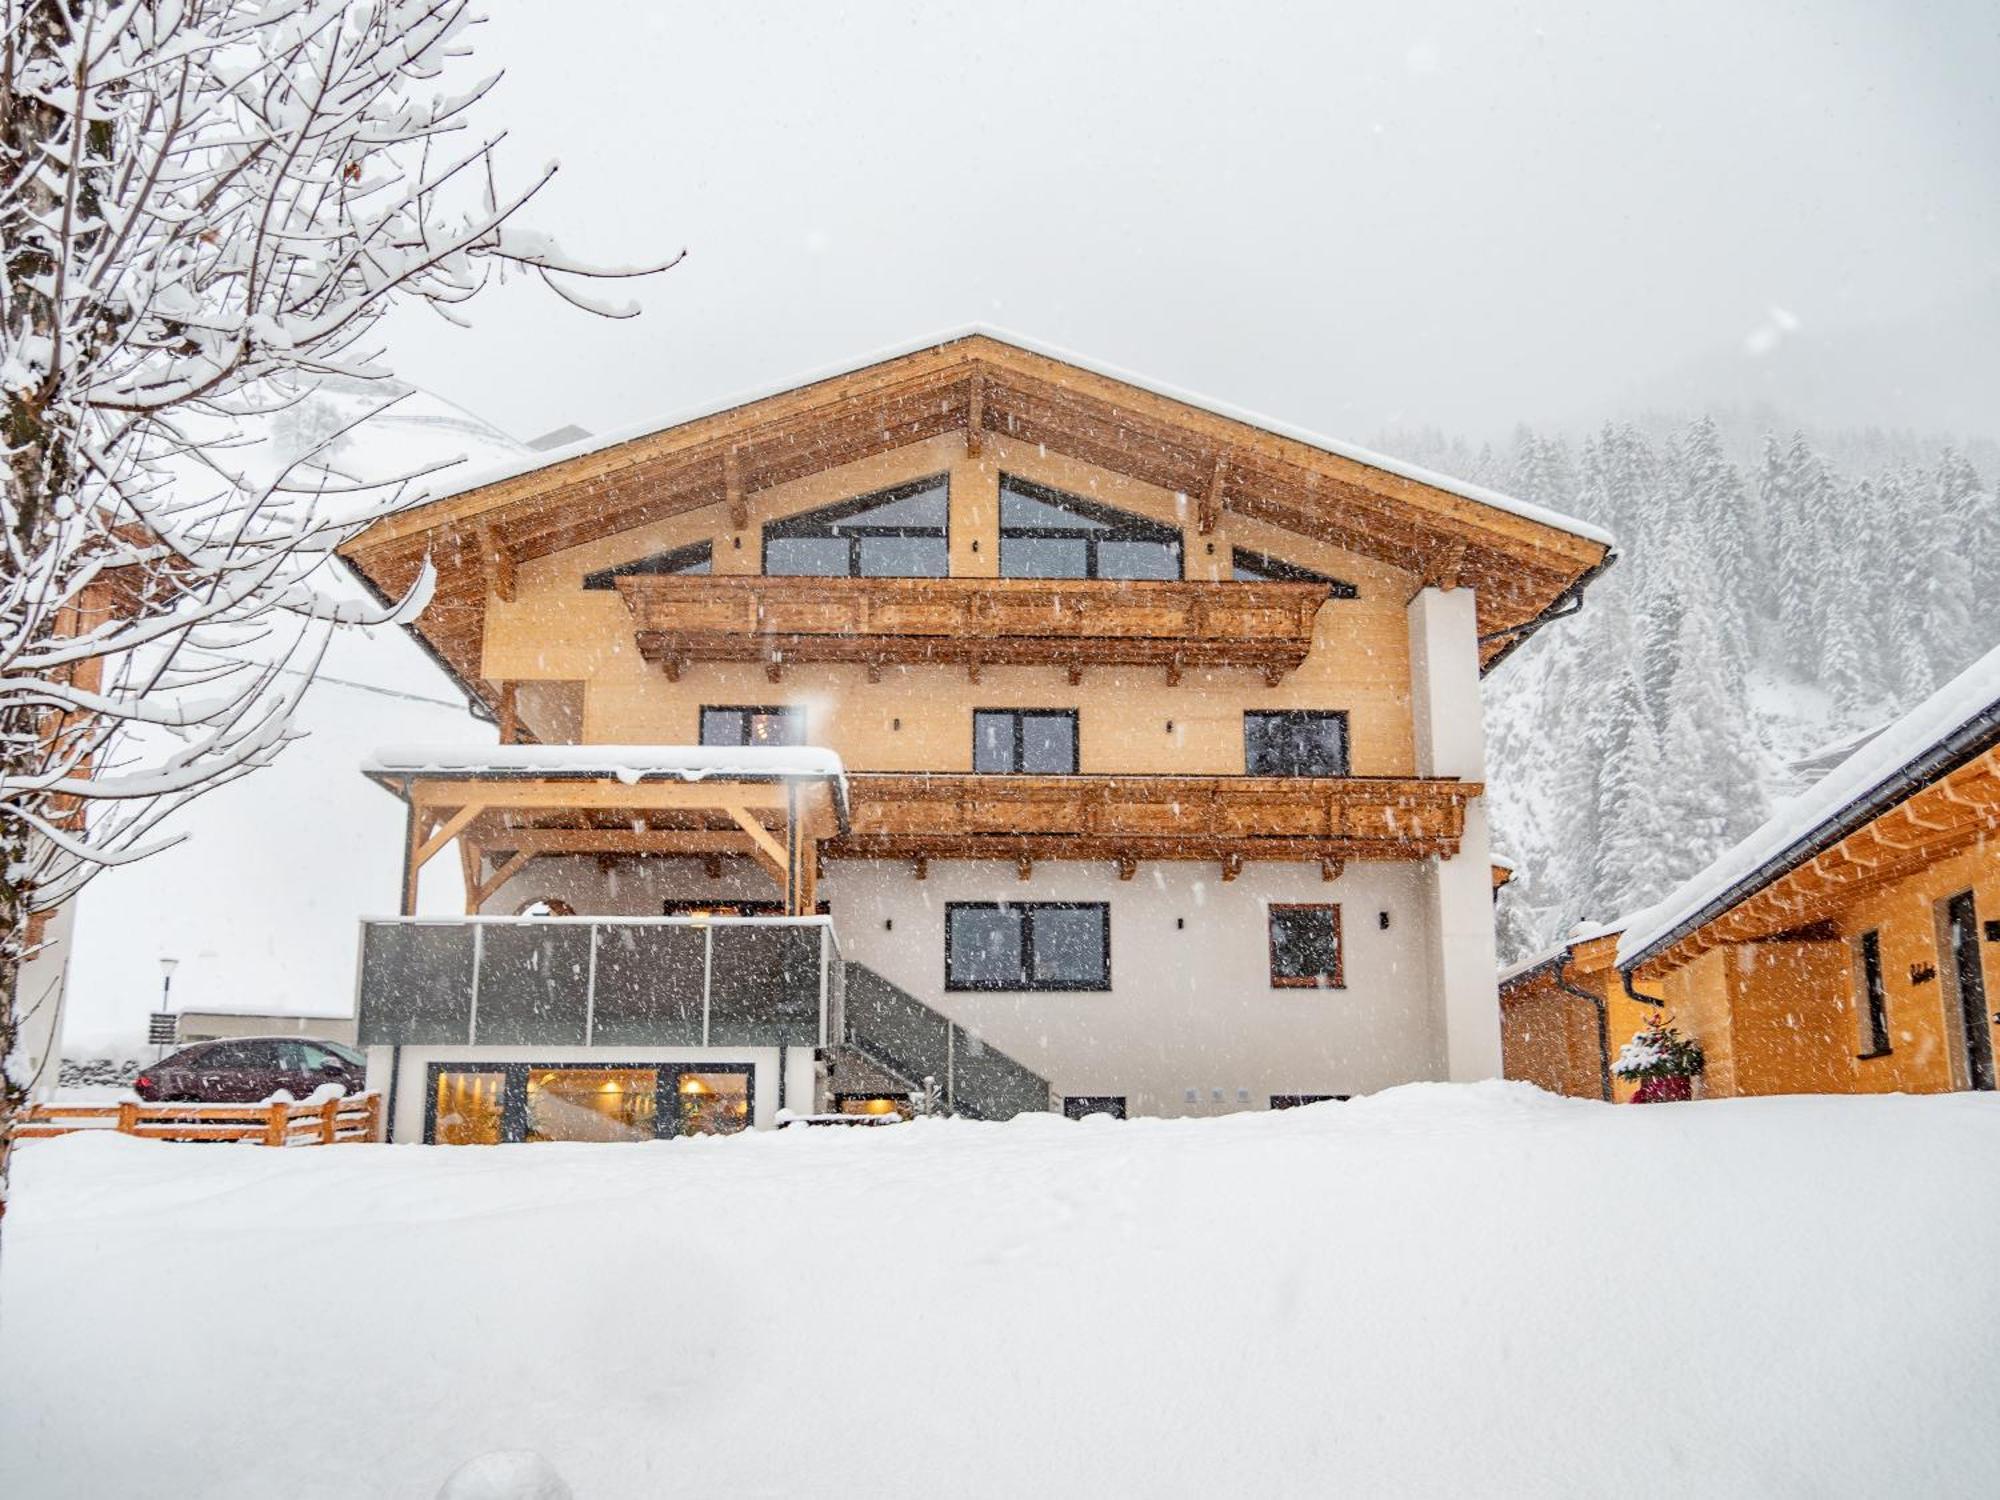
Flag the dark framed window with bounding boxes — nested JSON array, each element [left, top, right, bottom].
[[1858, 930, 1891, 1056], [1231, 548, 1358, 596], [762, 475, 949, 578], [1269, 905, 1343, 989], [700, 705, 804, 747], [998, 474, 1182, 580], [1063, 1096, 1126, 1120], [973, 709, 1078, 774], [1270, 1093, 1350, 1109], [1245, 710, 1350, 776], [947, 902, 1110, 991], [583, 540, 712, 589]]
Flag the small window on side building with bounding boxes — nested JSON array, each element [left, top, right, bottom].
[[1858, 929, 1891, 1056]]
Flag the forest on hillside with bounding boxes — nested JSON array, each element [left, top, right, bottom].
[[1380, 420, 2000, 961]]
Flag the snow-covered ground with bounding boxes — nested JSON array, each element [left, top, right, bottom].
[[3, 1084, 1997, 1498]]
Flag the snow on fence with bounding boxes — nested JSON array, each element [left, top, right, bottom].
[[16, 1094, 382, 1147]]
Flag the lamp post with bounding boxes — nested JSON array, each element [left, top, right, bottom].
[[155, 957, 180, 1061]]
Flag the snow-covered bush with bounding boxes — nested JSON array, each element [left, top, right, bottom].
[[1611, 1016, 1706, 1081]]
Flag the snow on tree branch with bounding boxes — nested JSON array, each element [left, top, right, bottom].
[[0, 0, 678, 1161]]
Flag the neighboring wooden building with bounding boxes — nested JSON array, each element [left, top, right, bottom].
[[1618, 645, 2000, 1098], [337, 331, 1614, 1141], [1497, 927, 1656, 1102]]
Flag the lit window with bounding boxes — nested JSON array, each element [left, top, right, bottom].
[[1244, 711, 1349, 776], [947, 903, 1110, 991], [973, 709, 1078, 774], [1269, 905, 1343, 989], [700, 706, 804, 747], [763, 477, 949, 578], [998, 475, 1181, 580]]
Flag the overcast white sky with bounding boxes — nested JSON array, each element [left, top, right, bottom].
[[60, 1, 2000, 1047]]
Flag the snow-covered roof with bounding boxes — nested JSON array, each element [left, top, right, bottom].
[[399, 327, 1616, 550], [1499, 921, 1624, 988], [364, 743, 846, 787], [1619, 642, 2000, 969]]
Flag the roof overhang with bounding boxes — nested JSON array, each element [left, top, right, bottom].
[[338, 331, 1616, 713]]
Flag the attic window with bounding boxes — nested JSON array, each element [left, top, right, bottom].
[[583, 541, 712, 590], [1231, 548, 1357, 596], [763, 476, 949, 578], [998, 475, 1181, 580]]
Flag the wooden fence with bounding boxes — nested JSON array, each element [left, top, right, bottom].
[[17, 1093, 382, 1147]]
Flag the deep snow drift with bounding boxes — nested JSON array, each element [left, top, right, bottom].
[[3, 1084, 1996, 1498]]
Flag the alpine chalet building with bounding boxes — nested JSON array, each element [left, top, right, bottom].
[[338, 332, 1613, 1142]]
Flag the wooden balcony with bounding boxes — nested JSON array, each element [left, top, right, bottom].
[[828, 772, 1479, 873], [614, 574, 1332, 684]]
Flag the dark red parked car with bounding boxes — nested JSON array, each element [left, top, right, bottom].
[[134, 1037, 366, 1103]]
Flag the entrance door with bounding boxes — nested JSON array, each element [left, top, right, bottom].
[[1945, 892, 1995, 1091]]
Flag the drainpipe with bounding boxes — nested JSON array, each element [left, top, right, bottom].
[[1553, 972, 1612, 1102]]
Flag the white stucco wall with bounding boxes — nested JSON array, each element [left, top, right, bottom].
[[13, 903, 75, 1100], [828, 857, 1437, 1116], [1406, 585, 1503, 1081]]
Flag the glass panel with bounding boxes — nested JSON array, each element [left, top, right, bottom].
[[1271, 908, 1341, 985], [831, 484, 947, 530], [1019, 713, 1077, 773], [974, 711, 1016, 773], [1097, 539, 1181, 580], [1030, 907, 1107, 987], [949, 907, 1026, 988], [433, 1069, 506, 1145], [700, 708, 746, 746], [525, 1068, 657, 1143], [590, 925, 706, 1044], [708, 924, 823, 1044], [1000, 535, 1089, 579], [747, 709, 804, 745], [673, 1071, 751, 1136], [953, 1028, 1053, 1119], [1246, 712, 1348, 776], [842, 963, 953, 1085], [857, 534, 947, 577], [357, 922, 476, 1045], [1000, 485, 1108, 531], [764, 535, 851, 576], [476, 925, 591, 1045]]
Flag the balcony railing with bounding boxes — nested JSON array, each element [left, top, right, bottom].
[[355, 916, 842, 1050], [614, 574, 1332, 684], [830, 772, 1478, 864]]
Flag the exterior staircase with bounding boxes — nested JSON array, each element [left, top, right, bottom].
[[838, 963, 1052, 1120]]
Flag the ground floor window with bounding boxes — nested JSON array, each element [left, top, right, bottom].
[[1063, 1096, 1126, 1119], [426, 1062, 753, 1143], [1270, 1093, 1349, 1109], [1269, 905, 1344, 988], [946, 902, 1110, 991]]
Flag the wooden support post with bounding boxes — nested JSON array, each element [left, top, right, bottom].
[[401, 800, 423, 916], [1198, 453, 1227, 535], [725, 447, 747, 532], [965, 375, 985, 457], [264, 1101, 289, 1148], [116, 1100, 138, 1136], [364, 1093, 383, 1143], [498, 682, 519, 745], [319, 1096, 339, 1145]]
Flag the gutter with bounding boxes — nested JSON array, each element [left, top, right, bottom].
[[1500, 947, 1612, 1102], [1621, 697, 2000, 973], [1478, 549, 1619, 675]]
